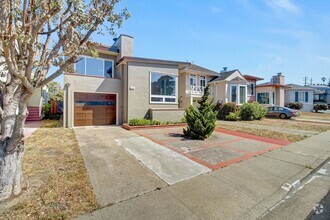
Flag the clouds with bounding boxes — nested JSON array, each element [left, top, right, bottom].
[[266, 0, 301, 15]]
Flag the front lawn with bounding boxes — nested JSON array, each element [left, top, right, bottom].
[[0, 128, 98, 219], [239, 118, 330, 133], [217, 123, 307, 142], [299, 112, 330, 121]]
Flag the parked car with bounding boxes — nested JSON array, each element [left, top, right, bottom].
[[266, 106, 298, 119]]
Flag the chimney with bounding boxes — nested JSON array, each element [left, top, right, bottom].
[[112, 34, 134, 61], [271, 72, 285, 84], [221, 67, 228, 72]]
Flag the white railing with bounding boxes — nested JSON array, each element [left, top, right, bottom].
[[186, 85, 214, 96]]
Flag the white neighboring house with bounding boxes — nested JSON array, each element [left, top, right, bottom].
[[285, 84, 314, 112]]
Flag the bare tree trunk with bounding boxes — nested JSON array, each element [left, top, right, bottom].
[[0, 85, 29, 201]]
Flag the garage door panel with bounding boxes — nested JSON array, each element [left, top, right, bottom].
[[74, 92, 116, 126]]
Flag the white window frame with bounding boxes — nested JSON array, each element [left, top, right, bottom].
[[239, 85, 248, 104], [190, 74, 197, 86], [297, 91, 305, 102], [74, 55, 115, 78], [247, 82, 255, 96], [200, 76, 206, 87], [150, 71, 178, 104], [230, 84, 247, 104]]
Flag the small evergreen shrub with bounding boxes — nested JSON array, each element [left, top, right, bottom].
[[225, 112, 239, 121], [314, 104, 328, 113], [42, 103, 52, 119], [183, 85, 217, 140], [239, 102, 267, 121], [217, 102, 237, 119], [285, 102, 303, 110]]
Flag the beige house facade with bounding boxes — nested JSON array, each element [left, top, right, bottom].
[[63, 34, 264, 127]]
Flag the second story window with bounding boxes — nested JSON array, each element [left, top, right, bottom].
[[200, 76, 206, 87], [190, 74, 197, 86], [75, 56, 114, 78]]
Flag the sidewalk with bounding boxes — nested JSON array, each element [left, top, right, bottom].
[[76, 129, 330, 220]]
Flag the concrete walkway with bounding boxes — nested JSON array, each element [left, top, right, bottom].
[[115, 136, 211, 185], [23, 121, 40, 138], [293, 117, 330, 125], [219, 120, 318, 136], [77, 129, 330, 220]]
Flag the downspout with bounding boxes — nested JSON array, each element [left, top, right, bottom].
[[64, 83, 71, 128]]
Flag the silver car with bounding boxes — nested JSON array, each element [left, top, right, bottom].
[[266, 106, 298, 119]]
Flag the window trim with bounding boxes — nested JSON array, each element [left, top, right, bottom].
[[190, 74, 197, 86], [230, 84, 247, 104], [74, 55, 115, 78], [199, 76, 206, 87], [149, 71, 178, 104]]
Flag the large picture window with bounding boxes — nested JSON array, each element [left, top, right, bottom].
[[257, 92, 270, 104], [239, 86, 246, 104], [75, 56, 114, 78], [150, 72, 177, 103]]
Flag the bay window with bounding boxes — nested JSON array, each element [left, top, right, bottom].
[[239, 86, 246, 104], [150, 72, 177, 103], [75, 56, 114, 78], [231, 85, 237, 103]]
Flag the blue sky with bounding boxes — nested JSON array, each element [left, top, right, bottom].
[[55, 0, 330, 85]]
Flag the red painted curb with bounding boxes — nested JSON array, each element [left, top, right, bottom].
[[122, 123, 186, 130]]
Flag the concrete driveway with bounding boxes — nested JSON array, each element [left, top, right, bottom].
[[74, 126, 167, 206]]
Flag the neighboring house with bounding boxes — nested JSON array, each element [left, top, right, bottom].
[[308, 85, 330, 107], [27, 86, 49, 121], [256, 73, 290, 107], [208, 69, 262, 105], [284, 84, 314, 112], [243, 74, 264, 102]]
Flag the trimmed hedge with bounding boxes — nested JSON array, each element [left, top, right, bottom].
[[239, 102, 267, 121], [218, 102, 237, 119], [285, 102, 303, 110], [128, 118, 185, 126]]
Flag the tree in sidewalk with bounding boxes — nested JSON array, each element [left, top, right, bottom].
[[0, 0, 129, 201], [183, 85, 217, 140]]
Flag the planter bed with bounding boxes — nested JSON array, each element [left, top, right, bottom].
[[122, 123, 187, 130]]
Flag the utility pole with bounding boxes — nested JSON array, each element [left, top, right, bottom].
[[303, 77, 309, 86], [310, 78, 313, 86]]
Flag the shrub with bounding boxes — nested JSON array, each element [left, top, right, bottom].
[[42, 103, 52, 119], [239, 102, 267, 121], [183, 85, 217, 140], [225, 112, 239, 121], [314, 104, 328, 113], [129, 118, 151, 126], [217, 102, 237, 120], [285, 102, 303, 110]]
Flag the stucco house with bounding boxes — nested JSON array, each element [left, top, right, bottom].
[[63, 34, 263, 127], [284, 84, 314, 112], [256, 73, 290, 107], [26, 86, 49, 121]]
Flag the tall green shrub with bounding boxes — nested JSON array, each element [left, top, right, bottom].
[[217, 102, 237, 119], [183, 85, 217, 140], [239, 102, 267, 121]]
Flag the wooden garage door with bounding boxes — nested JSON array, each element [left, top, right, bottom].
[[74, 93, 116, 126]]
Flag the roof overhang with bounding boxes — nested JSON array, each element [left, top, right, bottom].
[[256, 84, 291, 88], [116, 56, 190, 68], [243, 74, 264, 81]]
